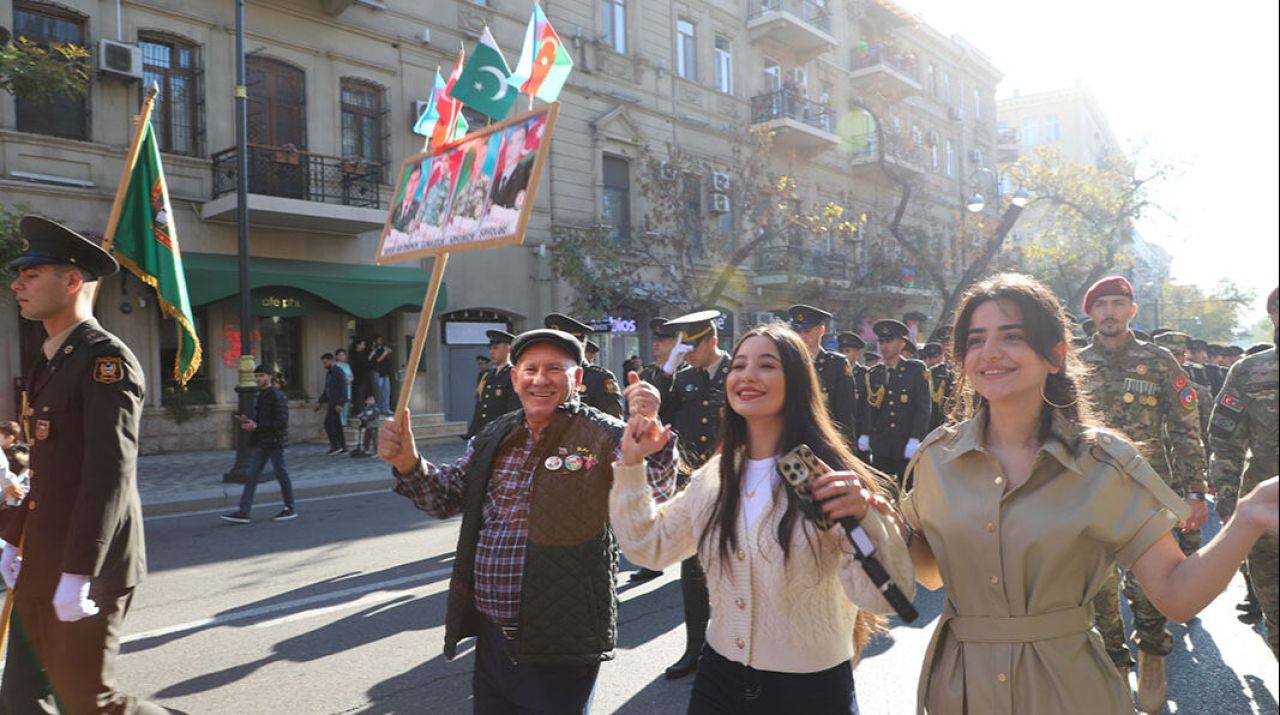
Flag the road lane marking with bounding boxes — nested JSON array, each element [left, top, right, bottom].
[[144, 489, 392, 521], [121, 567, 452, 644]]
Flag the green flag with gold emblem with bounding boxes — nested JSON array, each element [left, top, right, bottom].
[[108, 119, 202, 385]]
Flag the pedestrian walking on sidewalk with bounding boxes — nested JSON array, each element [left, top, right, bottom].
[[318, 352, 349, 455], [221, 366, 297, 524]]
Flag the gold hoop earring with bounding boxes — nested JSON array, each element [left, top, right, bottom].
[[1041, 382, 1077, 409]]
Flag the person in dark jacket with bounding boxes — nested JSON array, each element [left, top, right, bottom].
[[348, 337, 372, 410], [378, 329, 678, 713], [221, 365, 296, 523], [318, 352, 349, 455]]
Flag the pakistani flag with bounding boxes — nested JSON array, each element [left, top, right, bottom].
[[109, 119, 202, 385], [449, 27, 517, 121]]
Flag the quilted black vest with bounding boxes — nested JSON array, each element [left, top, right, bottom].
[[442, 401, 625, 666]]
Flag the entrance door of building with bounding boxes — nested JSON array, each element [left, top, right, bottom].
[[445, 346, 484, 426]]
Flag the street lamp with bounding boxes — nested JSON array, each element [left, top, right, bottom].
[[966, 166, 1029, 213]]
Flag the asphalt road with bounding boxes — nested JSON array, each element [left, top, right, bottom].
[[73, 492, 1279, 713]]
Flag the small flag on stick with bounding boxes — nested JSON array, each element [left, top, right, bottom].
[[509, 2, 573, 104], [449, 27, 517, 121]]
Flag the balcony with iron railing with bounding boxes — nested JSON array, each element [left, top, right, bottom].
[[849, 42, 922, 99], [747, 0, 837, 59], [201, 144, 390, 235], [750, 89, 839, 152], [753, 244, 853, 286], [847, 131, 928, 175]]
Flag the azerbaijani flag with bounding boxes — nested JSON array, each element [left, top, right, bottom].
[[412, 69, 448, 137], [431, 48, 469, 150], [508, 2, 573, 104], [108, 118, 202, 385]]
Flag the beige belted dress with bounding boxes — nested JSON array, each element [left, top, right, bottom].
[[901, 410, 1190, 714]]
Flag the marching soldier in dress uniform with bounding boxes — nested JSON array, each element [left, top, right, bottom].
[[0, 216, 174, 714], [788, 305, 856, 448], [858, 319, 931, 489], [863, 350, 881, 367], [921, 342, 952, 432], [1079, 276, 1209, 713], [1208, 286, 1279, 658], [639, 317, 677, 396], [836, 332, 869, 462], [656, 310, 730, 679], [544, 313, 623, 418], [466, 330, 520, 439]]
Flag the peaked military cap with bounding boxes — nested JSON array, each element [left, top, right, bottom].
[[663, 310, 721, 345], [929, 325, 953, 343], [7, 215, 119, 280], [872, 319, 910, 341], [920, 342, 944, 359], [836, 331, 865, 350], [544, 313, 593, 340], [1188, 338, 1208, 352], [485, 329, 515, 345], [863, 351, 882, 363], [1149, 328, 1171, 339], [788, 304, 831, 330], [1225, 345, 1244, 357], [512, 329, 585, 365], [1206, 344, 1225, 357], [649, 317, 676, 339], [585, 340, 600, 354], [1246, 343, 1272, 356], [476, 354, 490, 362], [901, 339, 918, 356]]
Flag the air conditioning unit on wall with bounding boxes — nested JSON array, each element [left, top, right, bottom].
[[711, 171, 731, 192], [97, 39, 142, 81], [710, 192, 731, 213]]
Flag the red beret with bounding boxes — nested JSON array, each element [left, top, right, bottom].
[[1083, 275, 1135, 314]]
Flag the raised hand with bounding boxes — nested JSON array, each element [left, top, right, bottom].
[[622, 371, 661, 420], [621, 414, 671, 466]]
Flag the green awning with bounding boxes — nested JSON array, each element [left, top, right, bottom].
[[182, 253, 444, 319]]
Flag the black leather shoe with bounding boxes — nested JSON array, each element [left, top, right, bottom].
[[664, 650, 701, 679], [628, 568, 663, 583]]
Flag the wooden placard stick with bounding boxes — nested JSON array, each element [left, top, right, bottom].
[[394, 252, 449, 420]]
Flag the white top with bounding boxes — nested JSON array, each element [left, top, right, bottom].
[[610, 455, 915, 673], [740, 457, 778, 531]]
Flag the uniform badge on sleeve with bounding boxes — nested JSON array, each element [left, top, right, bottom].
[[1219, 393, 1244, 413], [94, 357, 124, 384]]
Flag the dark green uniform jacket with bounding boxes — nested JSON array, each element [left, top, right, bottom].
[[1, 320, 146, 602], [444, 403, 626, 666]]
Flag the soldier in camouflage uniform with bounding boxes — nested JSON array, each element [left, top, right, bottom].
[[1079, 276, 1209, 708], [789, 305, 856, 448], [1208, 287, 1279, 658], [1155, 330, 1214, 483]]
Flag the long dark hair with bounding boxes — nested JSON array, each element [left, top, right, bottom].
[[699, 323, 888, 564], [949, 273, 1097, 445]]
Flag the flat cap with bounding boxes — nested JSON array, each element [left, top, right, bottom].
[[788, 304, 831, 330], [511, 329, 585, 365], [1082, 275, 1134, 314], [836, 331, 865, 350], [663, 310, 721, 345], [7, 215, 119, 280]]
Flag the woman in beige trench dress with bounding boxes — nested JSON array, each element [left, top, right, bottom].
[[901, 273, 1277, 714]]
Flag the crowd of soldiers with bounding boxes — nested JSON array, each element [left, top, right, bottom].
[[461, 279, 1277, 713]]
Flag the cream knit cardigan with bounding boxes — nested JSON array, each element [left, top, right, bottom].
[[610, 455, 914, 673]]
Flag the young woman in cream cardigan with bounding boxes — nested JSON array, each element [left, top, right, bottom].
[[614, 323, 915, 714]]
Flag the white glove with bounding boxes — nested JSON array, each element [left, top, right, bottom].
[[662, 342, 694, 375], [52, 573, 99, 622], [904, 438, 921, 460], [0, 543, 21, 589], [857, 435, 870, 453]]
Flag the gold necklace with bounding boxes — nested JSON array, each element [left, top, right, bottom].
[[742, 461, 775, 498]]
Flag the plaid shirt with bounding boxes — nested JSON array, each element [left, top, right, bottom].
[[393, 414, 677, 627]]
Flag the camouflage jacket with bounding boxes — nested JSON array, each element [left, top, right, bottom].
[[1208, 348, 1278, 515], [1080, 332, 1207, 494]]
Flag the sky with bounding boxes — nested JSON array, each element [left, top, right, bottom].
[[903, 0, 1279, 330]]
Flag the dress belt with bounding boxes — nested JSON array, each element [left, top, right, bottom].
[[948, 605, 1093, 643]]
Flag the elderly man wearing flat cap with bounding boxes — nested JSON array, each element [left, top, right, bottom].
[[545, 313, 623, 418], [379, 329, 677, 712], [466, 330, 521, 439], [0, 217, 176, 713], [1079, 274, 1209, 710]]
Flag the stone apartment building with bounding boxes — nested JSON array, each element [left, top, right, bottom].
[[0, 0, 1002, 451]]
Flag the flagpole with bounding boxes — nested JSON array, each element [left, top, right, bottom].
[[92, 81, 159, 309], [101, 82, 160, 255], [395, 252, 449, 419]]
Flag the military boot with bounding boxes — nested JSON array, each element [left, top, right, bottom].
[[1136, 650, 1167, 714]]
